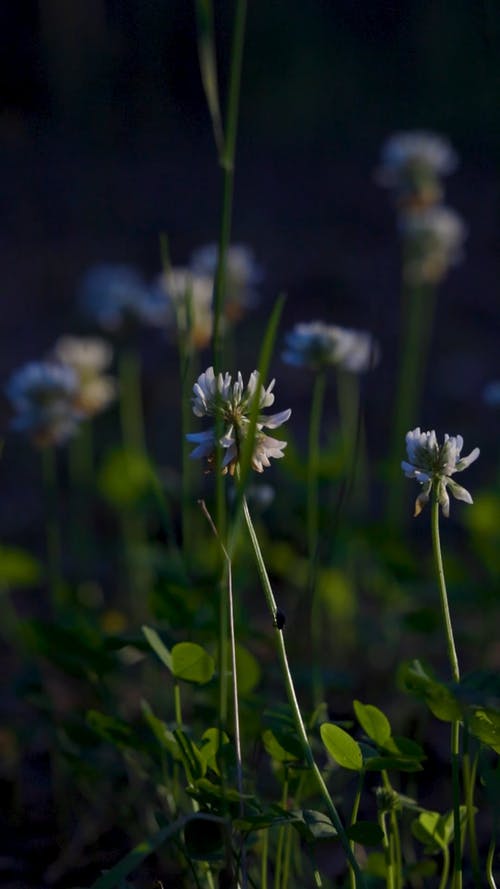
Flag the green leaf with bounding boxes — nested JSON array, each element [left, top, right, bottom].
[[353, 700, 391, 746], [173, 728, 205, 781], [98, 448, 156, 508], [399, 660, 462, 722], [0, 545, 42, 587], [88, 815, 214, 889], [467, 708, 500, 753], [346, 821, 384, 846], [364, 851, 387, 877], [86, 710, 136, 752], [320, 723, 363, 771], [364, 755, 423, 773], [290, 809, 338, 841], [199, 728, 230, 775], [171, 642, 215, 685], [262, 728, 301, 763], [141, 701, 180, 759], [142, 626, 173, 673], [235, 644, 261, 695]]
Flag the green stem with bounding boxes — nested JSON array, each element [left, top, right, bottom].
[[68, 422, 94, 572], [386, 281, 435, 525], [308, 370, 326, 706], [212, 0, 247, 371], [431, 495, 462, 887], [174, 682, 183, 728], [261, 827, 269, 889], [379, 811, 395, 889], [274, 773, 288, 889], [349, 772, 364, 889], [119, 347, 145, 454], [42, 446, 64, 609], [463, 740, 481, 887], [486, 834, 497, 889], [241, 495, 366, 887], [199, 499, 247, 889], [438, 844, 450, 889], [337, 370, 364, 505]]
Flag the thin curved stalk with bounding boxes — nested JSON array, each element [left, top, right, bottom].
[[431, 496, 462, 888], [241, 494, 366, 887]]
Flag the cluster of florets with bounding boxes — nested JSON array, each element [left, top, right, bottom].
[[187, 366, 291, 475], [402, 427, 479, 517], [282, 321, 379, 373], [376, 130, 466, 284], [6, 336, 117, 447]]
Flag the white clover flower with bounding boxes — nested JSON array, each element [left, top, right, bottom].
[[187, 366, 291, 475], [5, 361, 83, 447], [52, 336, 117, 417], [157, 267, 214, 349], [376, 131, 458, 208], [400, 206, 467, 284], [282, 321, 379, 373], [80, 264, 165, 330], [402, 427, 480, 517], [190, 243, 263, 320]]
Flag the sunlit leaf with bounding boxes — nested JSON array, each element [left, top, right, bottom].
[[142, 626, 173, 673], [171, 642, 215, 684], [320, 723, 363, 771], [354, 700, 391, 746]]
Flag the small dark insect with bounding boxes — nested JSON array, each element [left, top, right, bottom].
[[273, 608, 286, 630]]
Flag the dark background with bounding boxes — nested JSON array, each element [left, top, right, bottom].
[[1, 0, 499, 541]]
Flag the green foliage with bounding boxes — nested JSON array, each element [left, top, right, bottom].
[[320, 722, 363, 771], [0, 545, 42, 587], [399, 660, 462, 721], [98, 447, 157, 508]]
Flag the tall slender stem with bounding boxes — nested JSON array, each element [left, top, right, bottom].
[[386, 281, 435, 525], [119, 347, 145, 454], [431, 495, 462, 888], [308, 370, 326, 705], [241, 494, 366, 887]]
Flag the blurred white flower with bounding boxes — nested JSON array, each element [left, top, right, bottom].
[[400, 206, 467, 284], [376, 131, 458, 208], [190, 243, 263, 320], [483, 380, 500, 407], [157, 267, 214, 349], [5, 361, 83, 447], [187, 366, 291, 475], [282, 321, 379, 373], [80, 264, 164, 330], [402, 427, 479, 517], [52, 336, 117, 417]]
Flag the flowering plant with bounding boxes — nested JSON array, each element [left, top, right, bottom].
[[187, 366, 291, 475], [402, 427, 480, 517]]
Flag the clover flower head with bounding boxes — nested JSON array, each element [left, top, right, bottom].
[[399, 206, 467, 284], [376, 131, 458, 208], [187, 366, 291, 475], [5, 361, 83, 447], [190, 243, 263, 320], [52, 335, 117, 417], [80, 263, 164, 330], [402, 427, 480, 517], [282, 321, 379, 373], [158, 267, 214, 349]]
